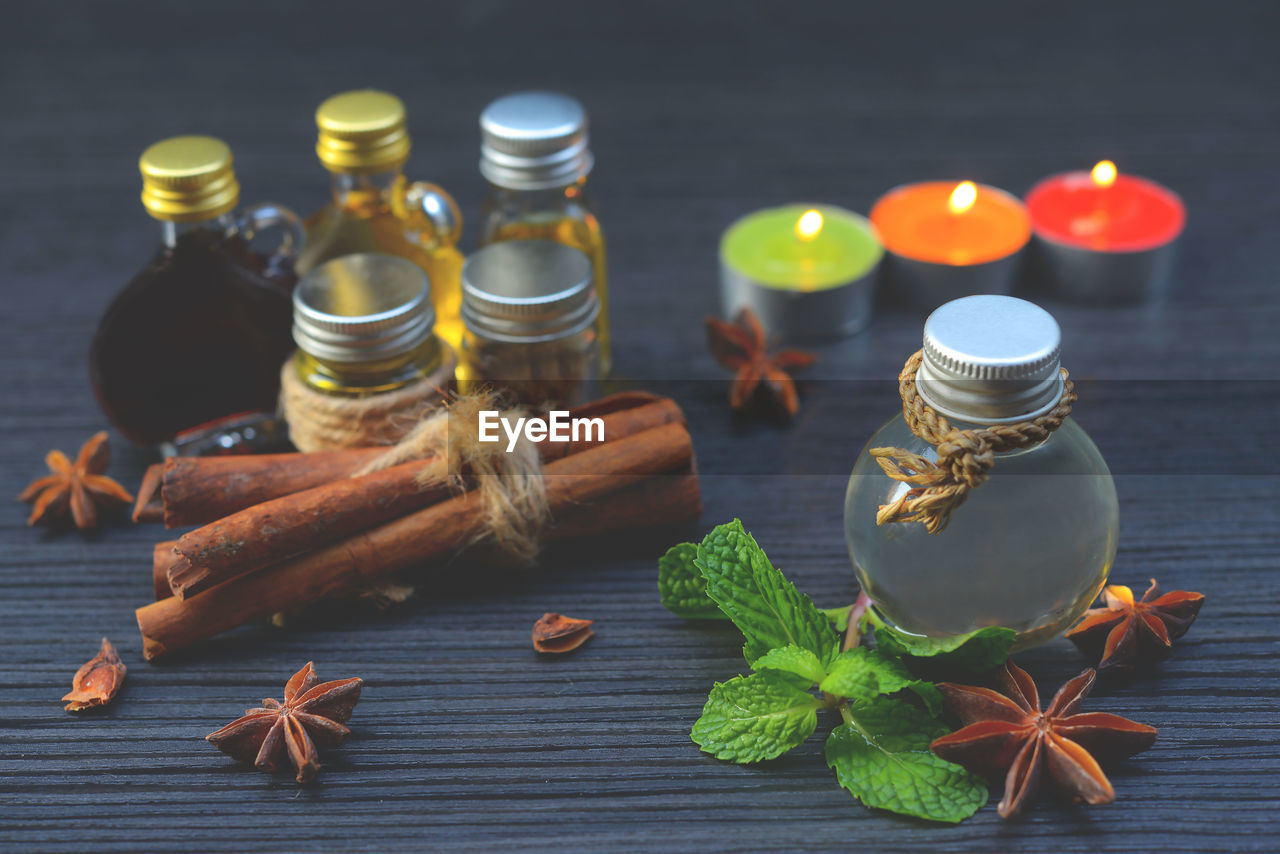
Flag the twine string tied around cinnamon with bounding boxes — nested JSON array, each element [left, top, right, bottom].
[[355, 390, 550, 564]]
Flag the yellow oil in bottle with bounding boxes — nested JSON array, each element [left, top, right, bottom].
[[298, 184, 465, 352], [488, 214, 609, 374], [294, 336, 448, 397], [302, 90, 466, 353]]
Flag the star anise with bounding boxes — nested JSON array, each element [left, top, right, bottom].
[[18, 431, 134, 529], [206, 662, 363, 783], [1065, 578, 1204, 671], [930, 660, 1156, 819], [706, 307, 816, 417]]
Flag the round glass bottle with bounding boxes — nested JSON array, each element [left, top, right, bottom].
[[459, 240, 600, 407], [296, 90, 466, 353], [90, 135, 303, 451], [477, 91, 611, 376], [843, 295, 1118, 647]]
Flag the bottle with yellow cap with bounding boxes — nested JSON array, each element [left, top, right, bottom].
[[297, 89, 466, 352], [89, 135, 304, 451]]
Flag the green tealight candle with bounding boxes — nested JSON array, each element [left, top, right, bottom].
[[719, 204, 883, 341]]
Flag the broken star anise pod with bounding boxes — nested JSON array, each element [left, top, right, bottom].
[[18, 431, 134, 530], [930, 660, 1157, 819], [706, 307, 816, 417], [206, 662, 363, 784], [62, 637, 127, 712], [532, 612, 595, 653], [1065, 578, 1205, 672]]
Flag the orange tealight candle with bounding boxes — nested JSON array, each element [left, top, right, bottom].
[[870, 181, 1031, 309]]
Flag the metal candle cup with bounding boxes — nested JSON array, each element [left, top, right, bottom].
[[870, 181, 1031, 311], [1025, 163, 1185, 303], [719, 204, 883, 343]]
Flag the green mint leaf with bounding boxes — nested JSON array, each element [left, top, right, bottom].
[[691, 671, 823, 763], [819, 648, 888, 700], [825, 697, 988, 823], [819, 606, 854, 633], [901, 681, 944, 716], [658, 542, 725, 619], [874, 624, 1016, 672], [743, 639, 773, 667], [751, 644, 828, 685], [695, 520, 839, 666], [818, 648, 942, 714]]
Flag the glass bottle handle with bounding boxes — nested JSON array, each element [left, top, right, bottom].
[[397, 181, 463, 247], [237, 202, 305, 265]]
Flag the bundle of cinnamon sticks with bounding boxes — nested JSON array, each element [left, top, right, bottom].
[[134, 392, 701, 659]]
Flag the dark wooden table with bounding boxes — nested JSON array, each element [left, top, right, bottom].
[[4, 2, 1278, 850]]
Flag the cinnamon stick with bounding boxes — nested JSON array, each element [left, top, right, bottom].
[[543, 470, 701, 541], [151, 448, 386, 528], [143, 391, 680, 527], [136, 421, 696, 659], [153, 541, 179, 600], [167, 395, 687, 598], [168, 459, 451, 599]]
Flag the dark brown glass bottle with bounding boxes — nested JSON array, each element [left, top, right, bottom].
[[89, 136, 302, 447]]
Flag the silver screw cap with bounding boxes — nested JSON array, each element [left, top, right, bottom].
[[479, 91, 593, 191], [462, 240, 597, 343], [293, 253, 434, 363], [917, 295, 1064, 424]]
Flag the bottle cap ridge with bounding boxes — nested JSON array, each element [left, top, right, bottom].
[[139, 135, 240, 222], [480, 91, 593, 191], [315, 90, 411, 174], [917, 295, 1064, 424]]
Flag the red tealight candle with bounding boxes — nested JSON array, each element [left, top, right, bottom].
[[1026, 161, 1185, 302]]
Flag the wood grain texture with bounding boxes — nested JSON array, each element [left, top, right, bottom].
[[2, 1, 1279, 851]]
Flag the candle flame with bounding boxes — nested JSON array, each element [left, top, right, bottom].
[[1091, 160, 1117, 188], [948, 181, 977, 215], [795, 209, 824, 241]]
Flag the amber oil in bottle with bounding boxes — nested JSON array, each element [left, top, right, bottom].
[[478, 92, 611, 376], [297, 90, 466, 352]]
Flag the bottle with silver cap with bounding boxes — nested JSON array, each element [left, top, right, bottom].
[[297, 90, 466, 354], [477, 91, 610, 376], [458, 240, 600, 407], [843, 295, 1118, 646], [291, 253, 455, 397]]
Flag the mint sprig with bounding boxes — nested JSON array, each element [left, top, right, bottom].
[[660, 519, 1008, 824]]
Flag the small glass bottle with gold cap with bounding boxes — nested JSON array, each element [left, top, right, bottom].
[[477, 91, 611, 376], [297, 90, 466, 353], [90, 135, 303, 450]]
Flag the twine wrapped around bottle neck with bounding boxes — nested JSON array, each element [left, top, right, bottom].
[[278, 352, 455, 453], [870, 350, 1076, 534]]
